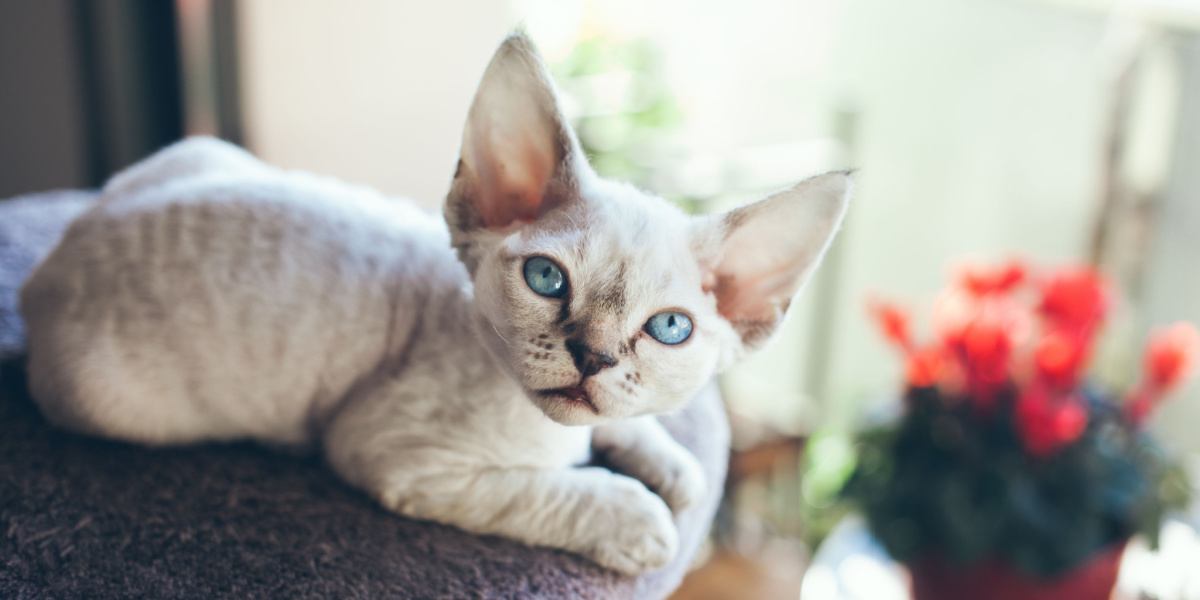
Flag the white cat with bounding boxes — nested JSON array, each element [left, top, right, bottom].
[[19, 34, 850, 575]]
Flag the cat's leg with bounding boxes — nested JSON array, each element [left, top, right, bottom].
[[328, 448, 680, 574], [591, 416, 707, 514], [323, 379, 682, 574]]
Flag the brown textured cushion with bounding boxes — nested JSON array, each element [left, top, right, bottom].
[[0, 191, 728, 599]]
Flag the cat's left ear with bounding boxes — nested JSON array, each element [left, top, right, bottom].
[[697, 172, 853, 349], [445, 32, 585, 234]]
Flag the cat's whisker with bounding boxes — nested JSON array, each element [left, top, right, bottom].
[[490, 322, 512, 347]]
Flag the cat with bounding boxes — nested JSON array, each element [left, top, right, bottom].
[[19, 33, 851, 575]]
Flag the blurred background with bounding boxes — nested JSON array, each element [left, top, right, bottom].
[[3, 0, 1200, 597]]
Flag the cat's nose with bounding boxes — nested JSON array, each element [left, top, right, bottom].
[[565, 338, 617, 378]]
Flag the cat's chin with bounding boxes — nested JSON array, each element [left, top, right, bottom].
[[528, 384, 613, 426]]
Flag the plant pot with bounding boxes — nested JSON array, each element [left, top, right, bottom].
[[908, 542, 1127, 600]]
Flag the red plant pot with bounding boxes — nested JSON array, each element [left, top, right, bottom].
[[908, 542, 1127, 600]]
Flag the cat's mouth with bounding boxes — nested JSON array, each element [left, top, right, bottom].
[[535, 384, 599, 414]]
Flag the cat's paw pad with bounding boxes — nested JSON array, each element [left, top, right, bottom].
[[654, 453, 706, 513], [589, 481, 680, 575]]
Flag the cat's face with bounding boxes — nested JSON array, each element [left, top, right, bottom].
[[467, 178, 737, 424], [445, 34, 851, 425]]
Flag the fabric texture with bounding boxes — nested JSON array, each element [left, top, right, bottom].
[[0, 191, 729, 599]]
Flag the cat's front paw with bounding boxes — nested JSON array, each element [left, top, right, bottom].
[[653, 451, 706, 514], [587, 478, 680, 575]]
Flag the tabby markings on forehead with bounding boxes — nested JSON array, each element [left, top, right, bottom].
[[589, 262, 627, 313]]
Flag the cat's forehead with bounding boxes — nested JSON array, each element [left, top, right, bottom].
[[539, 184, 694, 267]]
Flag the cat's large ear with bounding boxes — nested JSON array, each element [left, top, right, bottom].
[[445, 32, 583, 234], [698, 172, 853, 349]]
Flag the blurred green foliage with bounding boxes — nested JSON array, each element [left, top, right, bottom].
[[798, 429, 857, 548], [552, 36, 682, 193]]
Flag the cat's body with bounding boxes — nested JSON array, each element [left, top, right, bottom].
[[23, 138, 581, 457], [23, 140, 449, 447], [20, 35, 850, 575]]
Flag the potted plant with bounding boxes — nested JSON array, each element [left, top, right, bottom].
[[840, 260, 1197, 600]]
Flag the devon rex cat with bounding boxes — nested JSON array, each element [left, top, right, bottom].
[[19, 33, 851, 574]]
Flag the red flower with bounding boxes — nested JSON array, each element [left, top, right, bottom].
[[1016, 385, 1088, 456], [870, 299, 914, 353], [869, 258, 1195, 442], [1033, 330, 1087, 390], [906, 345, 944, 388], [1126, 322, 1200, 425], [958, 317, 1014, 407], [1038, 267, 1109, 337], [1144, 323, 1200, 391], [931, 288, 972, 348], [959, 260, 1027, 297]]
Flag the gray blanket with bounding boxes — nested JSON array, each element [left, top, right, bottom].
[[0, 191, 728, 599]]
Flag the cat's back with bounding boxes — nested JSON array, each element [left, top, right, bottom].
[[20, 137, 456, 445]]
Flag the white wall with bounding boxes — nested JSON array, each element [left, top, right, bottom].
[[1142, 35, 1200, 451], [236, 1, 518, 208]]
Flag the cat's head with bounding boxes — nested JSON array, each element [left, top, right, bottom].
[[444, 34, 851, 426]]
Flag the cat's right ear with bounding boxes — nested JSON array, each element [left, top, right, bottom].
[[445, 32, 584, 235]]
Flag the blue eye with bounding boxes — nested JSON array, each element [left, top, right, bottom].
[[645, 312, 693, 345], [523, 256, 567, 298]]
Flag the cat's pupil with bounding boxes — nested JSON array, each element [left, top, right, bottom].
[[667, 315, 676, 328]]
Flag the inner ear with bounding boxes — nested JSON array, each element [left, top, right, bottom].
[[446, 33, 585, 232], [700, 171, 852, 349]]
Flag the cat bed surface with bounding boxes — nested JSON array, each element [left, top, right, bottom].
[[0, 190, 729, 599]]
